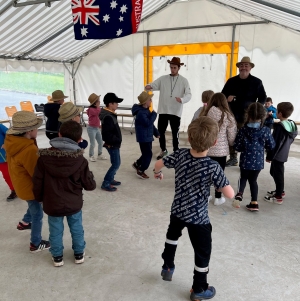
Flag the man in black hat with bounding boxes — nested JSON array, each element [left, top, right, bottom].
[[221, 56, 266, 166], [145, 57, 192, 159], [99, 93, 123, 192]]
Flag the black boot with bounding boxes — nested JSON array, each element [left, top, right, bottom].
[[225, 156, 238, 167], [7, 190, 17, 201]]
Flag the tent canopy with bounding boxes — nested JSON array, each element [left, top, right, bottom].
[[0, 0, 299, 64]]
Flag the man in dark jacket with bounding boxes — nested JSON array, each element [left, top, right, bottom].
[[33, 120, 96, 267], [221, 56, 266, 166], [99, 93, 123, 192], [264, 102, 298, 205], [44, 90, 67, 140], [131, 91, 160, 179]]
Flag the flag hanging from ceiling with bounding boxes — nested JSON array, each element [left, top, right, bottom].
[[71, 0, 143, 40]]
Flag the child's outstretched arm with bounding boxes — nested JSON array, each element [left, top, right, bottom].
[[220, 185, 234, 199], [153, 159, 165, 180]]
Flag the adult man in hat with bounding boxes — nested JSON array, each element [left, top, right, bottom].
[[221, 56, 267, 166], [44, 90, 67, 140], [145, 57, 192, 159]]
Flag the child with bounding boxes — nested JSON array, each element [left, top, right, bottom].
[[0, 124, 17, 201], [131, 91, 160, 179], [200, 92, 237, 205], [100, 93, 123, 192], [58, 102, 88, 149], [44, 90, 67, 139], [33, 121, 96, 267], [153, 116, 234, 301], [191, 90, 214, 121], [4, 111, 50, 252], [232, 102, 275, 211], [264, 102, 297, 204], [86, 93, 107, 162], [264, 97, 277, 129]]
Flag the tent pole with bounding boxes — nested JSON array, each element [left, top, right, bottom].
[[146, 32, 150, 84], [230, 25, 236, 78]]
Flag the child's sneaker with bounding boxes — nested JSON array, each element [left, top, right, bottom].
[[89, 156, 96, 162], [267, 190, 285, 198], [17, 221, 31, 231], [74, 252, 85, 264], [52, 255, 64, 267], [264, 195, 283, 205], [7, 190, 17, 201], [161, 266, 175, 281], [156, 150, 168, 160], [30, 240, 50, 253], [98, 154, 107, 160], [234, 192, 243, 202], [111, 180, 121, 186], [246, 202, 259, 212], [225, 156, 238, 167], [101, 185, 117, 192], [132, 162, 139, 171], [136, 170, 149, 179], [213, 197, 225, 206], [190, 287, 216, 300]]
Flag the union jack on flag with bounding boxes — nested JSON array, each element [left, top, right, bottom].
[[71, 0, 144, 40]]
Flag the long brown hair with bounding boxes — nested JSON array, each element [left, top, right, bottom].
[[245, 102, 267, 127], [200, 92, 234, 128], [198, 90, 214, 117]]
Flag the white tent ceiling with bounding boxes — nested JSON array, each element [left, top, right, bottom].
[[0, 0, 299, 64]]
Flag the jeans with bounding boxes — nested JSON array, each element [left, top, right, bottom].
[[238, 169, 261, 201], [48, 211, 85, 257], [270, 160, 284, 196], [162, 215, 212, 293], [136, 142, 152, 172], [22, 200, 43, 246], [102, 147, 121, 187], [157, 114, 181, 152], [87, 126, 103, 157]]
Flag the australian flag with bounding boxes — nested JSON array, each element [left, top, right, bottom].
[[71, 0, 144, 40]]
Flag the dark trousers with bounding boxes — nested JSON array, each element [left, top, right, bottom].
[[238, 169, 261, 201], [46, 131, 59, 140], [270, 160, 284, 197], [264, 123, 273, 130], [157, 114, 181, 152], [162, 215, 212, 293], [209, 156, 226, 198], [136, 142, 152, 172], [229, 122, 244, 158]]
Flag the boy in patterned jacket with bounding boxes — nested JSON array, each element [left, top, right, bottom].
[[153, 116, 234, 301]]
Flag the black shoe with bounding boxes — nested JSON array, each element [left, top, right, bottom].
[[225, 157, 238, 167], [17, 222, 31, 231], [30, 240, 50, 253], [156, 150, 168, 160], [74, 252, 85, 264], [246, 202, 259, 212], [111, 180, 121, 186], [235, 192, 243, 202], [132, 162, 139, 171], [52, 255, 64, 267], [7, 190, 17, 201]]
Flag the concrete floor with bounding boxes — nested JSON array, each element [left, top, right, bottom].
[[1, 127, 300, 301]]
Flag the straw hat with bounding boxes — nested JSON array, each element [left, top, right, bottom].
[[167, 57, 184, 66], [236, 56, 255, 68], [50, 90, 68, 102], [58, 102, 83, 123], [88, 93, 100, 105], [7, 111, 43, 135], [138, 91, 154, 105]]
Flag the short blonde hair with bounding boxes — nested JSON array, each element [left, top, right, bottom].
[[188, 116, 219, 152]]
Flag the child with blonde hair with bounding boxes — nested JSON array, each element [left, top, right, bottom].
[[191, 90, 214, 121], [200, 92, 237, 205]]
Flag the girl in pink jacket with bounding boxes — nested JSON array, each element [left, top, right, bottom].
[[200, 93, 237, 205]]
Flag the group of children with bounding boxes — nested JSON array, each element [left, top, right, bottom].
[[1, 87, 297, 300]]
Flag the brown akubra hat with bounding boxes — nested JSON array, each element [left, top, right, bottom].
[[167, 57, 184, 66]]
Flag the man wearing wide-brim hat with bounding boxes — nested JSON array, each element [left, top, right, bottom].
[[221, 56, 266, 166], [44, 90, 68, 140], [145, 57, 192, 160]]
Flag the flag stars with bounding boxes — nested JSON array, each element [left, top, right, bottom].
[[119, 16, 124, 22], [116, 28, 123, 36], [103, 14, 110, 23], [110, 1, 117, 9], [120, 4, 128, 14], [81, 27, 88, 37]]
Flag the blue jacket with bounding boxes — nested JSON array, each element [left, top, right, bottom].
[[234, 124, 275, 170], [264, 105, 277, 125], [0, 124, 8, 163], [132, 104, 159, 143]]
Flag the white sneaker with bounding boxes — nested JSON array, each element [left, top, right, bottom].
[[232, 199, 241, 208], [98, 154, 107, 160], [89, 156, 96, 162], [213, 197, 226, 206], [208, 196, 212, 203]]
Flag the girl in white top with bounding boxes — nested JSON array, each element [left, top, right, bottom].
[[200, 92, 237, 205]]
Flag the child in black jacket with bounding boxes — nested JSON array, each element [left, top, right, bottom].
[[264, 102, 298, 204]]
